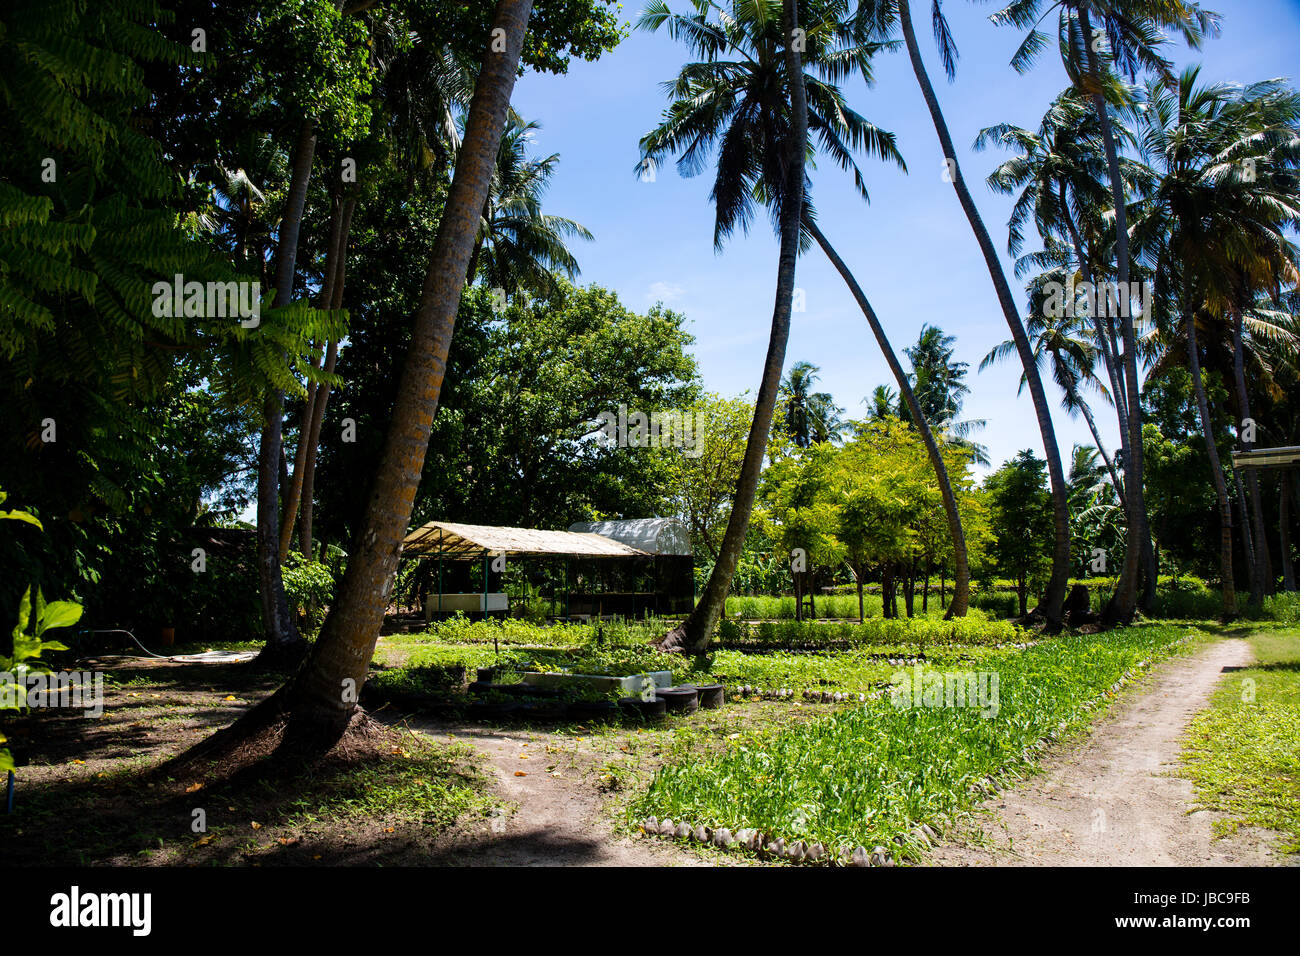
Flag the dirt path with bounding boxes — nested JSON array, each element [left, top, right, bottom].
[[407, 719, 717, 866], [929, 638, 1286, 867]]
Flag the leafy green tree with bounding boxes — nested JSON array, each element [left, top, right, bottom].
[[760, 444, 844, 619], [985, 450, 1054, 616], [665, 393, 754, 562]]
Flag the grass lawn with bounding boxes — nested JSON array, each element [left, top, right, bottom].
[[1179, 626, 1300, 854]]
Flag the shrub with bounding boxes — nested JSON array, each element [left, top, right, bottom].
[[714, 616, 1022, 649]]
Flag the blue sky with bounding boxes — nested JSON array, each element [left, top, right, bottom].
[[510, 0, 1300, 475]]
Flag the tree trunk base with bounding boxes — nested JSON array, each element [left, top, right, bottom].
[[651, 622, 711, 656], [162, 686, 377, 781], [254, 637, 311, 672]]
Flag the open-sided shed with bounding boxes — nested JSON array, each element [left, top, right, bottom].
[[400, 520, 689, 620]]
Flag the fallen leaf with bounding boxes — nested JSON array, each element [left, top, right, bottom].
[[194, 835, 214, 846], [185, 782, 203, 793], [514, 771, 528, 777], [250, 821, 263, 830], [384, 827, 394, 833]]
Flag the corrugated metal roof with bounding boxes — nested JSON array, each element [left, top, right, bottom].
[[403, 521, 650, 559], [567, 518, 693, 556], [1232, 446, 1300, 470]]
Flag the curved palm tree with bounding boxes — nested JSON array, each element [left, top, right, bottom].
[[851, 0, 1074, 628], [639, 0, 811, 653], [975, 90, 1139, 456], [982, 271, 1125, 501], [976, 86, 1168, 606], [467, 112, 594, 297], [990, 0, 1219, 621]]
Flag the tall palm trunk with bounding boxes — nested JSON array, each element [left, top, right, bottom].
[[658, 0, 809, 655], [1079, 9, 1152, 621], [897, 0, 1069, 628], [279, 194, 346, 557], [281, 0, 536, 742], [292, 197, 356, 556], [300, 197, 356, 558], [1186, 309, 1238, 618], [807, 218, 970, 617], [1280, 479, 1296, 592], [257, 118, 317, 659], [1231, 307, 1272, 601], [1063, 204, 1131, 510]]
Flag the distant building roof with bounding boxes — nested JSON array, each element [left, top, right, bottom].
[[1232, 446, 1300, 470], [567, 518, 692, 556]]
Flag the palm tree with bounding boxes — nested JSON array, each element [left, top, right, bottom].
[[467, 113, 594, 297], [639, 0, 810, 654], [810, 223, 974, 615], [864, 383, 898, 419], [982, 270, 1125, 502], [991, 0, 1219, 620], [275, 0, 538, 744], [256, 119, 319, 665], [852, 0, 1074, 628], [1132, 67, 1300, 617], [291, 11, 479, 561], [975, 91, 1139, 467], [780, 361, 847, 445], [903, 324, 988, 465], [976, 87, 1169, 607]]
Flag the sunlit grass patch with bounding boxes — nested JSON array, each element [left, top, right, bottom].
[[1180, 628, 1300, 855]]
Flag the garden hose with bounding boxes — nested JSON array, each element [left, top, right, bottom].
[[74, 629, 256, 665]]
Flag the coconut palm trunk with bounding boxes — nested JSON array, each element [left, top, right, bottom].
[[1231, 307, 1273, 602], [257, 118, 318, 660], [897, 0, 1069, 628], [658, 0, 809, 655], [1078, 8, 1153, 621], [806, 218, 970, 617], [1061, 202, 1131, 507], [1185, 308, 1238, 619], [278, 0, 535, 741]]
